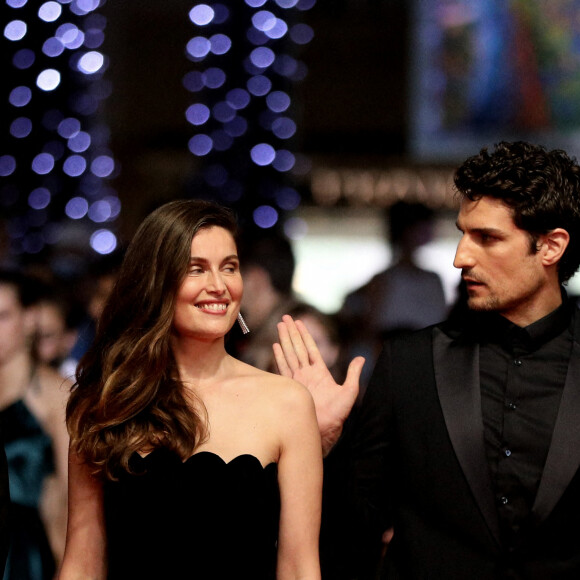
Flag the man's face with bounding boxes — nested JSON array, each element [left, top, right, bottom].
[[453, 196, 553, 326]]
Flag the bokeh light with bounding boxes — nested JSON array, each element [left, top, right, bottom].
[[1, 0, 120, 261], [185, 0, 315, 232]]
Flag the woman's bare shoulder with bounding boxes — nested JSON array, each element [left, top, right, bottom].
[[231, 358, 314, 411]]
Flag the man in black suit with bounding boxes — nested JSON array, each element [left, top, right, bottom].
[[274, 141, 580, 579]]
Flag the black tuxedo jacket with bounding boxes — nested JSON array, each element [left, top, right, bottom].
[[332, 308, 580, 579]]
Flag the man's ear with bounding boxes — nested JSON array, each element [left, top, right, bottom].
[[540, 228, 570, 267]]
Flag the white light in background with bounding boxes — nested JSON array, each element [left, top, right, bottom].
[[289, 207, 462, 314]]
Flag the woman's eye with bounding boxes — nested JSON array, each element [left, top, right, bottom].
[[189, 266, 203, 275]]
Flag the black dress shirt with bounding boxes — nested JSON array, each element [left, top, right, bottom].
[[476, 298, 575, 551]]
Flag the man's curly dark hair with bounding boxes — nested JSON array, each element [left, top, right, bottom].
[[454, 141, 580, 283]]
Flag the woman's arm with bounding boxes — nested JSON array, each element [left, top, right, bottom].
[[57, 450, 107, 580], [275, 380, 323, 580]]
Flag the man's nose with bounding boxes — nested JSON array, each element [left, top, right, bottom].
[[453, 236, 474, 270]]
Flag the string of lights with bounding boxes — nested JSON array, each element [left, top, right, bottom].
[[0, 0, 119, 267], [184, 0, 316, 230]]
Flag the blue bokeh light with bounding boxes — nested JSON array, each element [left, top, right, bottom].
[[271, 117, 297, 139], [253, 205, 279, 228], [13, 49, 35, 69], [4, 20, 27, 42], [90, 229, 117, 254], [42, 37, 65, 57], [10, 117, 33, 139], [186, 36, 211, 59], [65, 196, 89, 219], [212, 101, 236, 123], [36, 69, 61, 91], [31, 153, 55, 175], [9, 86, 32, 107], [63, 155, 87, 177], [0, 156, 17, 177], [272, 149, 295, 172], [250, 143, 276, 166], [204, 67, 227, 88], [290, 22, 314, 44], [183, 71, 204, 92], [189, 4, 214, 25], [250, 46, 275, 68], [58, 117, 81, 138], [28, 188, 52, 210], [209, 34, 232, 55], [91, 155, 115, 177], [78, 51, 104, 74], [266, 90, 291, 112], [226, 88, 251, 110], [38, 2, 62, 23], [276, 186, 301, 210], [224, 116, 248, 137], [186, 103, 211, 126], [188, 134, 213, 156], [247, 75, 272, 96], [88, 199, 112, 222], [68, 131, 91, 152], [265, 20, 288, 40]]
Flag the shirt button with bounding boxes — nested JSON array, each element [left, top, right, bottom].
[[513, 359, 522, 366], [507, 402, 517, 410], [504, 449, 512, 457], [500, 496, 509, 505]]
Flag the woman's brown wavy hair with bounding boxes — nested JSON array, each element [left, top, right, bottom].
[[66, 199, 239, 480]]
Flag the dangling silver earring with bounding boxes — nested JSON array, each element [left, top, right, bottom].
[[237, 312, 250, 334]]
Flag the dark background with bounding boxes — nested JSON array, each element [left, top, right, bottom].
[[99, 0, 410, 236]]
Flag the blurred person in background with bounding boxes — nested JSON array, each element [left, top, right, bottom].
[[66, 252, 123, 372], [31, 281, 81, 381], [0, 270, 70, 580], [338, 200, 448, 394]]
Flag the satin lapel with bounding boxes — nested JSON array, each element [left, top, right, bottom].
[[533, 313, 580, 522], [433, 327, 501, 545]]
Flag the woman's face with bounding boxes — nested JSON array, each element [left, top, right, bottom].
[[172, 226, 243, 343]]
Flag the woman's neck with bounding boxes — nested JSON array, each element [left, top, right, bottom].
[[171, 335, 232, 389]]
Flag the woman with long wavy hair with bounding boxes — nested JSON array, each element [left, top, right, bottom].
[[58, 200, 322, 580]]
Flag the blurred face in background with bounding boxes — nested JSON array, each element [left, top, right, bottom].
[[300, 313, 340, 370], [34, 300, 77, 366], [0, 284, 33, 366]]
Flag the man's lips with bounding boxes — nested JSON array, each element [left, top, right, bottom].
[[463, 277, 485, 290]]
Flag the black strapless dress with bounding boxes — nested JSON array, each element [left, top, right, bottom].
[[104, 448, 280, 579]]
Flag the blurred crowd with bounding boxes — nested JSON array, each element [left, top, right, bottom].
[[0, 251, 123, 580]]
